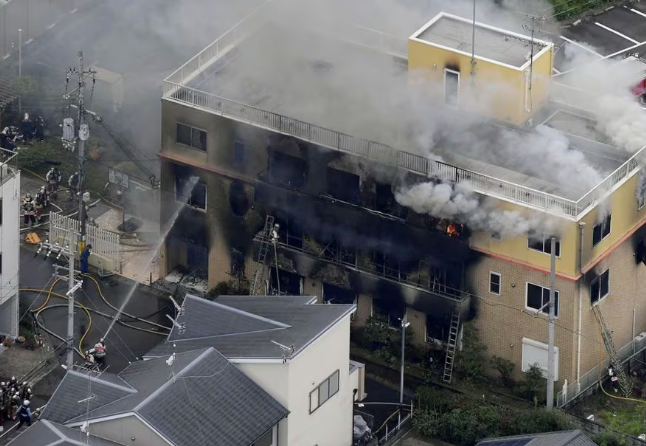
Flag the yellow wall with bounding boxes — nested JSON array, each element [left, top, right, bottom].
[[470, 199, 580, 277], [407, 39, 553, 125], [580, 173, 646, 270]]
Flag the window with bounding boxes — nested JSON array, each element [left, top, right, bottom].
[[524, 69, 532, 113], [491, 232, 501, 241], [526, 282, 559, 317], [233, 141, 245, 168], [269, 269, 303, 295], [444, 69, 460, 106], [176, 123, 207, 151], [590, 269, 610, 305], [0, 253, 3, 275], [521, 337, 559, 381], [372, 299, 405, 329], [321, 238, 356, 266], [229, 180, 249, 217], [0, 198, 3, 226], [592, 214, 612, 247], [273, 212, 303, 248], [489, 272, 501, 295], [252, 427, 275, 446], [638, 172, 646, 210], [326, 168, 360, 205], [528, 233, 561, 257], [175, 177, 207, 210], [268, 151, 306, 188], [323, 283, 356, 305], [310, 370, 340, 413], [375, 183, 408, 219]]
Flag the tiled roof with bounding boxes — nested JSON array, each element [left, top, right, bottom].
[[476, 429, 598, 446], [7, 419, 124, 446]]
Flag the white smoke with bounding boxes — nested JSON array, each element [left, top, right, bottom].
[[395, 182, 560, 238]]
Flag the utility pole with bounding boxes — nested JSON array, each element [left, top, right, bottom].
[[399, 316, 411, 426], [67, 52, 95, 248], [546, 236, 557, 410], [37, 228, 83, 369], [470, 0, 476, 83]]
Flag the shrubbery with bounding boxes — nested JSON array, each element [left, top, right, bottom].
[[551, 0, 615, 20], [414, 386, 575, 446], [356, 314, 427, 366]]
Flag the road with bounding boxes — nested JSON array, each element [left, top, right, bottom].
[[3, 0, 262, 175], [358, 376, 414, 432], [19, 246, 171, 373], [551, 4, 646, 74]]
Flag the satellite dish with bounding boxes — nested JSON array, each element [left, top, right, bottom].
[[79, 123, 90, 141]]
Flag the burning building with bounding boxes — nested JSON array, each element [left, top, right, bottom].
[[159, 1, 646, 406]]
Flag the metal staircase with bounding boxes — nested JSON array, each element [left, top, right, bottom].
[[250, 215, 275, 296], [443, 310, 461, 384], [593, 304, 632, 396]]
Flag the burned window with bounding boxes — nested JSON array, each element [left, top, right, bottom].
[[268, 151, 306, 188], [273, 212, 303, 249], [375, 183, 408, 218], [269, 269, 303, 295], [326, 168, 360, 205], [528, 233, 561, 257], [233, 141, 245, 168], [374, 251, 406, 281], [590, 269, 610, 305], [444, 69, 460, 107], [323, 283, 356, 304], [175, 176, 207, 210], [593, 214, 612, 247], [526, 282, 559, 317], [321, 238, 357, 266], [229, 180, 249, 217], [176, 123, 207, 151], [372, 299, 405, 329], [230, 248, 245, 277]]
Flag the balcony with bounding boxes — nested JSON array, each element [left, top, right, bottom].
[[0, 151, 19, 186], [252, 222, 471, 313]]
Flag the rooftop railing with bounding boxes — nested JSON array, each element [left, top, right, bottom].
[[162, 13, 645, 221]]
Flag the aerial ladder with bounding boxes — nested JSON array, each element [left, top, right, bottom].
[[593, 304, 632, 396], [249, 215, 275, 296], [442, 308, 461, 384]]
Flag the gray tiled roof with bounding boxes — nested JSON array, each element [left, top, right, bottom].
[[144, 294, 354, 360], [64, 348, 288, 446], [40, 370, 136, 424], [7, 419, 124, 446], [476, 430, 598, 446]]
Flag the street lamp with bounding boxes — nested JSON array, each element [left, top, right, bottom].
[[399, 317, 411, 407]]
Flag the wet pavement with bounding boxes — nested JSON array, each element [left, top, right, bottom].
[[19, 246, 171, 373]]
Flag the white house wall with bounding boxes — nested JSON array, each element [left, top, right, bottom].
[[0, 171, 20, 338], [286, 315, 353, 446], [236, 362, 290, 446], [87, 415, 170, 446]]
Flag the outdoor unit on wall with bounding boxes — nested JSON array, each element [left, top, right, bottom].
[[521, 337, 559, 381], [634, 332, 646, 351]]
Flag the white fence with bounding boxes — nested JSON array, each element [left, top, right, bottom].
[[49, 212, 121, 273], [557, 333, 646, 407]]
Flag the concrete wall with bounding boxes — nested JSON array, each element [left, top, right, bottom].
[[0, 171, 19, 337], [89, 416, 169, 446]]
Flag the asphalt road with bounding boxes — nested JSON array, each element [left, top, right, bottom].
[[358, 377, 414, 432], [19, 246, 171, 373]]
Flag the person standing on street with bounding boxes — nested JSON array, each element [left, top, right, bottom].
[[15, 400, 32, 430]]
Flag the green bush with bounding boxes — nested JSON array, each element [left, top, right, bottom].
[[591, 431, 629, 446], [206, 280, 249, 300], [551, 0, 614, 20], [490, 355, 515, 386], [454, 323, 487, 382], [357, 314, 426, 366], [515, 364, 547, 405], [17, 143, 59, 170]]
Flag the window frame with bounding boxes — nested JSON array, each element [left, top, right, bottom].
[[251, 426, 276, 446], [527, 233, 561, 257], [590, 269, 610, 305], [491, 231, 502, 241], [489, 272, 501, 295], [443, 69, 460, 107], [309, 370, 340, 414], [638, 172, 646, 210], [174, 176, 207, 212], [176, 122, 207, 152], [525, 282, 559, 318], [592, 214, 612, 247], [0, 197, 3, 226]]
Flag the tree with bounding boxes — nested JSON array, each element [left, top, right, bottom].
[[490, 355, 516, 386], [206, 280, 249, 300], [454, 323, 487, 381]]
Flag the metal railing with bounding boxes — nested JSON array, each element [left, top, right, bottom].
[[162, 13, 646, 221], [556, 333, 646, 407]]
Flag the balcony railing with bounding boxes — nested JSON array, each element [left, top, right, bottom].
[[162, 8, 646, 221], [256, 232, 467, 302], [1, 150, 19, 185]]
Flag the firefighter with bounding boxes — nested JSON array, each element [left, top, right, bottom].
[[23, 194, 36, 226], [80, 244, 92, 275], [19, 385, 31, 402], [46, 167, 61, 199], [33, 116, 45, 141], [87, 338, 106, 367], [68, 172, 79, 200], [609, 367, 620, 393], [21, 113, 33, 143], [34, 186, 48, 221], [10, 393, 20, 420], [15, 400, 32, 430]]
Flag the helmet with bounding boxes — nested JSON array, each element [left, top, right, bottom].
[[25, 193, 31, 200], [23, 400, 29, 406], [11, 376, 15, 381], [22, 382, 27, 387], [27, 388, 32, 394]]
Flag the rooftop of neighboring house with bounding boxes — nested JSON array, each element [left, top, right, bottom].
[[40, 348, 288, 446], [163, 2, 641, 220], [476, 429, 597, 446], [7, 419, 124, 446], [411, 12, 549, 69], [144, 294, 355, 359]]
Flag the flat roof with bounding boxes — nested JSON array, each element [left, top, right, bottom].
[[411, 13, 551, 70], [186, 25, 626, 201]]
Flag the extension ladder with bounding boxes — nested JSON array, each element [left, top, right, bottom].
[[443, 310, 461, 383], [593, 304, 632, 396], [249, 215, 275, 296]]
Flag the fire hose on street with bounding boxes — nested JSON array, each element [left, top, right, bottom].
[[19, 275, 170, 361]]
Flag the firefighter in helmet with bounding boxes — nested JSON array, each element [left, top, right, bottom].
[[22, 194, 36, 226], [87, 338, 106, 367]]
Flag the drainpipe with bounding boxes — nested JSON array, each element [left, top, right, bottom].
[[576, 222, 586, 393]]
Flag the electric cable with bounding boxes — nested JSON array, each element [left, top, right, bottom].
[[81, 274, 170, 331], [18, 275, 56, 323], [79, 288, 138, 363]]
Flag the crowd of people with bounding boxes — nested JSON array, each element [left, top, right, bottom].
[[21, 167, 83, 227], [0, 378, 34, 432], [0, 113, 46, 155]]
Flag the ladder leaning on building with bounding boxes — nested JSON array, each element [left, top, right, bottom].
[[593, 304, 632, 396]]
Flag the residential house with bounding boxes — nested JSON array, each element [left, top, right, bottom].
[[476, 429, 598, 446], [7, 419, 124, 446]]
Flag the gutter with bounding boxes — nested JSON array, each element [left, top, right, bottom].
[[576, 222, 586, 391]]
